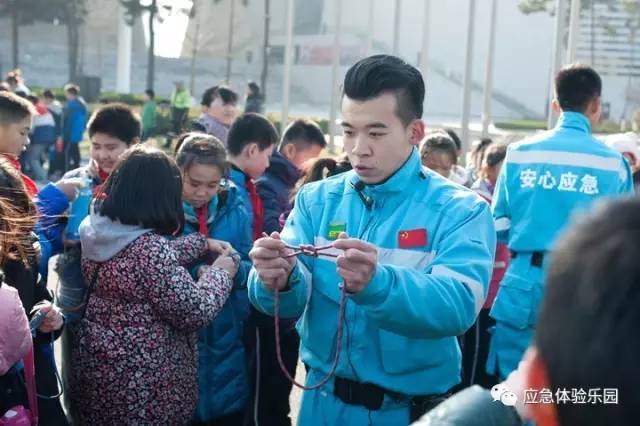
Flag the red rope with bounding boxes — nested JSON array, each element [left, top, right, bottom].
[[263, 233, 347, 390]]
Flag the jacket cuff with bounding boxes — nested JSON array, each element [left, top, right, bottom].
[[351, 264, 391, 306], [36, 183, 71, 215]]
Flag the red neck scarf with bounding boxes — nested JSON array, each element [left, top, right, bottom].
[[97, 167, 109, 183], [246, 179, 264, 240], [92, 166, 110, 199], [195, 205, 209, 236], [2, 155, 38, 197]]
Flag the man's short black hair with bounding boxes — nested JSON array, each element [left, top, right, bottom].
[[342, 54, 425, 125], [538, 197, 640, 426], [420, 131, 458, 165], [145, 89, 155, 99], [279, 119, 327, 152], [227, 113, 278, 157], [201, 85, 239, 107], [555, 64, 602, 113], [43, 89, 55, 100], [97, 145, 184, 235], [0, 91, 35, 126], [87, 103, 141, 145]]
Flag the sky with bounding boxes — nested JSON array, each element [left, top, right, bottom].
[[141, 0, 192, 58]]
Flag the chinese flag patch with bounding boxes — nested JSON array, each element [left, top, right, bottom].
[[398, 229, 427, 248]]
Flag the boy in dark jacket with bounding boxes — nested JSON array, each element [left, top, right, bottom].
[[257, 118, 326, 234]]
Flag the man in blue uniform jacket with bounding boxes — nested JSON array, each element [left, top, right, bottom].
[[247, 55, 496, 425], [487, 64, 634, 381]]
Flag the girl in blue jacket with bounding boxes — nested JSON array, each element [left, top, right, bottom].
[[175, 132, 253, 425]]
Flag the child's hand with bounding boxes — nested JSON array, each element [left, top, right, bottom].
[[212, 255, 239, 278], [33, 302, 64, 333], [55, 178, 85, 202], [206, 238, 233, 256]]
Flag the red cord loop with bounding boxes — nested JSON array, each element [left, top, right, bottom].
[[263, 233, 346, 390]]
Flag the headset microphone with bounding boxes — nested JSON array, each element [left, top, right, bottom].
[[350, 180, 374, 210]]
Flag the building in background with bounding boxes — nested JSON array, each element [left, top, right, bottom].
[[0, 0, 637, 122]]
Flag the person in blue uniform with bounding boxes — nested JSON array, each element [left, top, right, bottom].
[[487, 64, 634, 380], [247, 54, 496, 425]]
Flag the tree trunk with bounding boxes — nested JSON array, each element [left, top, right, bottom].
[[225, 0, 236, 84], [11, 5, 19, 68], [189, 15, 200, 95], [67, 18, 80, 82], [146, 0, 156, 91], [260, 0, 270, 100]]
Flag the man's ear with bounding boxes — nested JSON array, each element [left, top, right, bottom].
[[526, 347, 560, 426], [409, 119, 426, 146], [551, 99, 562, 114], [589, 96, 602, 120]]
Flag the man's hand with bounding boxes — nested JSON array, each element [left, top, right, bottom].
[[332, 232, 378, 294], [249, 232, 296, 291], [206, 239, 233, 256]]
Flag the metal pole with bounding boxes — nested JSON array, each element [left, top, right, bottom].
[[281, 0, 295, 134], [366, 0, 375, 56], [328, 0, 343, 153], [419, 0, 430, 78], [567, 0, 581, 62], [460, 0, 476, 155], [225, 0, 236, 84], [393, 0, 401, 56], [481, 0, 497, 138], [547, 0, 567, 129], [261, 0, 271, 97], [116, 2, 132, 93]]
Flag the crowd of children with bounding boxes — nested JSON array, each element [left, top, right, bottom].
[[0, 78, 331, 425], [0, 56, 639, 426]]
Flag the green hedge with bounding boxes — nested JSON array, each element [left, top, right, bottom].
[[28, 86, 170, 106], [495, 119, 622, 134]]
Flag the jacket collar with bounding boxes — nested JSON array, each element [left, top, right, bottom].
[[184, 181, 239, 225], [184, 196, 218, 225], [266, 151, 302, 186], [229, 165, 249, 187], [556, 111, 592, 134]]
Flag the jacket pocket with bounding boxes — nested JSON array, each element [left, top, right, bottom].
[[489, 274, 536, 330], [378, 329, 457, 374]]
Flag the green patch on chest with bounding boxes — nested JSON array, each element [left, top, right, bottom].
[[327, 223, 346, 240]]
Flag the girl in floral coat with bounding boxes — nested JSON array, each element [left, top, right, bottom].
[[70, 146, 237, 425]]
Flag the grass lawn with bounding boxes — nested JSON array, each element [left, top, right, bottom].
[[495, 119, 623, 134]]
